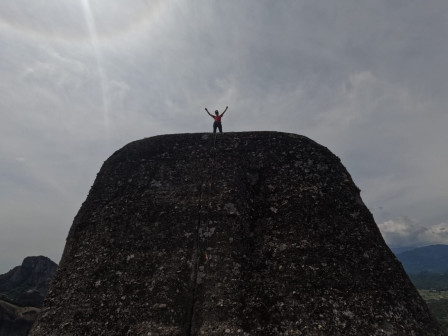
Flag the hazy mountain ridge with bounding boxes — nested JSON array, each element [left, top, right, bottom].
[[394, 245, 448, 275], [0, 256, 57, 308], [0, 256, 57, 336]]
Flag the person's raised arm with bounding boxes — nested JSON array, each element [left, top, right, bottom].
[[205, 107, 214, 118], [221, 106, 228, 117]]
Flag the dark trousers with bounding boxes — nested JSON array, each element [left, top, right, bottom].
[[213, 121, 222, 133]]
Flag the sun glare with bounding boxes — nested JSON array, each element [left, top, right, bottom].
[[80, 0, 110, 135]]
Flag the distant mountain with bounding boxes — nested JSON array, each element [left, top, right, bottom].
[[0, 256, 57, 336], [395, 244, 448, 274], [391, 246, 420, 255], [0, 256, 57, 308]]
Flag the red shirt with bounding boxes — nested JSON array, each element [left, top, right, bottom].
[[213, 115, 222, 122]]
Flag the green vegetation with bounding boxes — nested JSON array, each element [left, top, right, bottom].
[[409, 273, 448, 332], [419, 290, 448, 301], [419, 290, 448, 332], [410, 273, 448, 290]]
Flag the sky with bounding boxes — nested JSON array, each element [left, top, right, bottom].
[[1, 0, 448, 272]]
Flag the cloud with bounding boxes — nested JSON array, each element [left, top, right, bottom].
[[21, 46, 87, 91], [1, 0, 448, 271], [379, 217, 448, 247]]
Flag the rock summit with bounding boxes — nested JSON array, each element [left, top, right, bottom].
[[31, 132, 444, 335]]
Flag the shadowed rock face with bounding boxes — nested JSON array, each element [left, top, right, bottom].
[[31, 132, 444, 336], [0, 256, 57, 308], [0, 256, 56, 336], [0, 300, 39, 336]]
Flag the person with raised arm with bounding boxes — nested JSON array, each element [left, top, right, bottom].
[[205, 106, 228, 133]]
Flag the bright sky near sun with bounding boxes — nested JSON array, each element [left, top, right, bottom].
[[1, 0, 448, 272]]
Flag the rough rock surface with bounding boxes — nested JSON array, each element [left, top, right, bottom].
[[31, 132, 444, 335], [0, 256, 58, 308]]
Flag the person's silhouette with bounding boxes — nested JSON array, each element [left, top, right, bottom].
[[205, 106, 228, 133]]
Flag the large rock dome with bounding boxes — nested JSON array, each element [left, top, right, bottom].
[[31, 132, 444, 335]]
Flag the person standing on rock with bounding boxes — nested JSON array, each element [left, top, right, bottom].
[[205, 106, 228, 133]]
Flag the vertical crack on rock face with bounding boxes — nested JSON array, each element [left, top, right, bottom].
[[31, 132, 445, 336], [185, 181, 204, 336]]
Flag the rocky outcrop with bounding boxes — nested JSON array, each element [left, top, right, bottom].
[[0, 300, 39, 336], [31, 132, 445, 335], [0, 256, 57, 308]]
